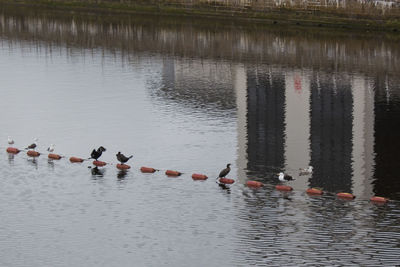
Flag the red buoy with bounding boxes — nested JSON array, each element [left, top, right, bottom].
[[165, 170, 181, 176], [93, 160, 107, 167], [27, 150, 40, 157], [192, 173, 208, 180], [306, 188, 324, 195], [336, 192, 355, 199], [69, 157, 84, 163], [116, 164, 130, 170], [140, 166, 157, 173], [247, 180, 263, 188], [6, 147, 20, 154], [219, 178, 235, 184], [370, 196, 389, 203], [48, 153, 62, 160], [275, 185, 293, 191]]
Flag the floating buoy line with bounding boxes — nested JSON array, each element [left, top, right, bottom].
[[2, 145, 392, 204]]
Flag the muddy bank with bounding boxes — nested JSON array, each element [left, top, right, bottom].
[[0, 0, 399, 32]]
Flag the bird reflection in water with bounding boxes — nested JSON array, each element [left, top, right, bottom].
[[47, 159, 55, 170], [27, 157, 38, 169], [117, 170, 128, 180], [8, 153, 15, 165], [217, 183, 231, 193], [91, 166, 105, 177]]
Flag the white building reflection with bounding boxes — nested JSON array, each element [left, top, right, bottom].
[[234, 65, 377, 195]]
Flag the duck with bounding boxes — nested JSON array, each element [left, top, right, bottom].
[[26, 138, 38, 150], [218, 163, 231, 178], [47, 144, 55, 153], [90, 146, 106, 161], [7, 136, 14, 145], [278, 172, 293, 181], [116, 152, 133, 165], [299, 166, 313, 175]]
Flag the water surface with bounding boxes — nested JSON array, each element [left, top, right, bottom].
[[0, 6, 399, 266]]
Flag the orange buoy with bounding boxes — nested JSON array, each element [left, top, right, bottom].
[[116, 164, 131, 170], [247, 181, 263, 188], [140, 166, 157, 173], [6, 147, 20, 154], [48, 153, 62, 160], [192, 173, 208, 180], [219, 178, 235, 184], [69, 157, 84, 163], [306, 188, 324, 195], [165, 170, 181, 177], [27, 150, 40, 157], [275, 185, 293, 191], [370, 196, 389, 203], [336, 192, 355, 199], [93, 160, 107, 167]]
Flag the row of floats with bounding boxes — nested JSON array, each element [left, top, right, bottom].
[[6, 146, 389, 204]]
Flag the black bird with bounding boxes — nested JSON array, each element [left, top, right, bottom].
[[116, 152, 133, 165], [218, 163, 231, 178], [90, 146, 106, 161]]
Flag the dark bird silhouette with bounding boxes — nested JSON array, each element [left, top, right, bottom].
[[26, 138, 38, 150], [116, 152, 133, 165], [90, 146, 106, 161], [218, 163, 231, 178]]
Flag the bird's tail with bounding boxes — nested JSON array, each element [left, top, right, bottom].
[[129, 155, 133, 159]]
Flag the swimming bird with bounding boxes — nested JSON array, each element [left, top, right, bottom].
[[47, 144, 55, 152], [278, 172, 293, 181], [218, 163, 231, 179], [90, 146, 106, 161], [299, 166, 313, 176], [116, 152, 133, 165], [26, 138, 38, 150], [7, 136, 14, 145]]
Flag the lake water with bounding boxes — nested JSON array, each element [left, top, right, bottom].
[[0, 6, 399, 267]]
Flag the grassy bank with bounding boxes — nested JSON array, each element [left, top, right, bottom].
[[0, 0, 399, 32]]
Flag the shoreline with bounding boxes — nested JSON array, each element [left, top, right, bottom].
[[0, 0, 399, 33]]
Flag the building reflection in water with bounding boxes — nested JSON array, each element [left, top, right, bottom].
[[1, 6, 399, 197], [246, 67, 286, 181], [242, 68, 387, 196], [309, 73, 353, 193]]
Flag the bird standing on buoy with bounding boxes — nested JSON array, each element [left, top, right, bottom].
[[278, 172, 293, 181], [90, 146, 106, 161], [299, 166, 313, 175], [116, 152, 133, 165], [7, 136, 14, 145], [26, 138, 38, 150], [218, 164, 231, 179], [47, 144, 55, 152]]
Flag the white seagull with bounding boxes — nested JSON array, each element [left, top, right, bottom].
[[299, 166, 313, 175], [47, 144, 55, 153], [278, 172, 294, 182], [7, 136, 14, 145], [26, 138, 38, 150]]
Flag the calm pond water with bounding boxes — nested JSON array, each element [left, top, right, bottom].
[[0, 6, 399, 267]]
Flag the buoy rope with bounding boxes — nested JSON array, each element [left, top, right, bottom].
[[1, 145, 393, 202]]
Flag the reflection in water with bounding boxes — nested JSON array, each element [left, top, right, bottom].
[[7, 153, 14, 165], [47, 159, 55, 170], [27, 157, 38, 169], [0, 5, 399, 266], [91, 166, 105, 177], [117, 170, 128, 180], [246, 67, 286, 180], [310, 73, 353, 193]]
